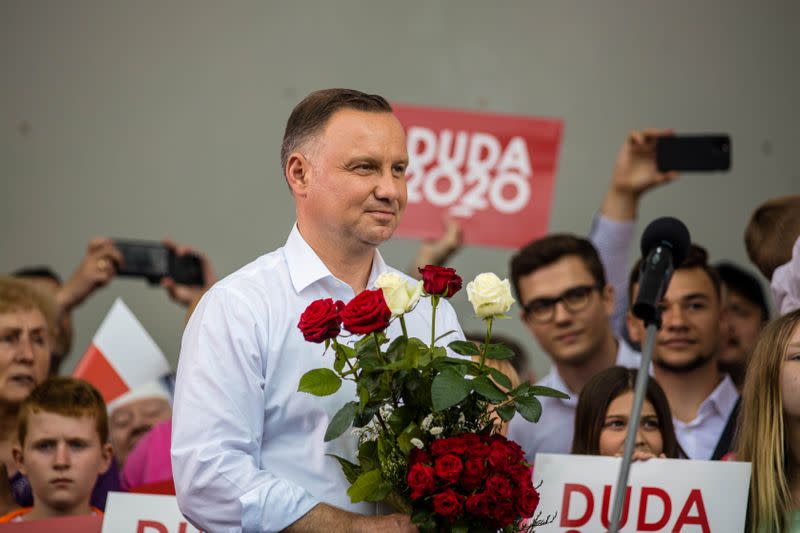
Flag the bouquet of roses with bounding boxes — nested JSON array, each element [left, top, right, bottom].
[[297, 265, 566, 532]]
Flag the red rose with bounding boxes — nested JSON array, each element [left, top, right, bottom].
[[407, 463, 437, 500], [432, 489, 464, 523], [418, 265, 462, 298], [487, 436, 524, 472], [297, 298, 345, 343], [508, 464, 534, 490], [460, 456, 487, 491], [434, 454, 463, 484], [465, 492, 491, 518], [430, 435, 469, 457], [467, 440, 492, 460], [341, 289, 392, 335], [485, 474, 514, 500], [409, 448, 432, 466], [490, 499, 518, 528], [516, 486, 541, 518]]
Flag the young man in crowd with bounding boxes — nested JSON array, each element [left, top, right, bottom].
[[0, 377, 112, 522], [715, 262, 770, 390], [505, 129, 678, 460], [628, 245, 739, 460]]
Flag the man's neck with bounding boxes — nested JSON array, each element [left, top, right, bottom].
[[654, 360, 722, 423], [25, 502, 93, 520], [296, 222, 375, 293], [556, 334, 619, 395]]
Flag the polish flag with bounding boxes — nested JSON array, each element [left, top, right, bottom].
[[74, 299, 170, 404]]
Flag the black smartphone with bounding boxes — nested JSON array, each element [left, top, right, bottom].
[[656, 135, 731, 172], [113, 240, 204, 286]]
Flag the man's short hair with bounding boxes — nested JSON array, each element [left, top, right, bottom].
[[509, 234, 606, 303], [745, 195, 800, 279], [0, 276, 57, 335], [18, 377, 109, 445], [715, 261, 770, 321], [628, 244, 721, 304], [280, 88, 393, 173], [11, 266, 62, 285]]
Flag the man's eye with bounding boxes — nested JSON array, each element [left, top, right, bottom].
[[687, 302, 707, 311], [34, 442, 55, 451], [69, 441, 88, 450], [392, 164, 407, 175]]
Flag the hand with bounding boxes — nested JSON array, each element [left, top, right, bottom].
[[354, 513, 418, 533], [602, 129, 680, 220], [160, 239, 217, 308], [57, 238, 123, 312], [411, 219, 463, 278]]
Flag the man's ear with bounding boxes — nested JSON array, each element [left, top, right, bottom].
[[602, 283, 615, 316], [285, 152, 312, 197], [98, 443, 113, 475], [12, 445, 25, 477], [626, 311, 643, 344]]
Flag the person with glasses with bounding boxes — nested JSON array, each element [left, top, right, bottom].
[[627, 245, 740, 460]]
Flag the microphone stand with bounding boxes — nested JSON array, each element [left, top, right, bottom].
[[607, 318, 659, 533]]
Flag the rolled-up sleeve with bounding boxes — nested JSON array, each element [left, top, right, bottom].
[[171, 287, 318, 532]]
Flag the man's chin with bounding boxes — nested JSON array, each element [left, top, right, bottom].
[[654, 353, 714, 373]]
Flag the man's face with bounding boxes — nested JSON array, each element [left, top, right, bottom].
[[294, 109, 409, 250], [517, 256, 614, 367], [0, 309, 51, 404], [718, 288, 765, 367], [628, 268, 722, 373], [18, 276, 72, 364], [109, 397, 172, 465], [14, 412, 112, 514]]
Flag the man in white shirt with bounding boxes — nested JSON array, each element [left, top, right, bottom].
[[171, 89, 461, 532], [627, 244, 739, 460], [506, 130, 678, 461]]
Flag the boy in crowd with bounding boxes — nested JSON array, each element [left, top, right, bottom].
[[715, 262, 770, 390], [627, 245, 739, 460], [0, 377, 112, 522]]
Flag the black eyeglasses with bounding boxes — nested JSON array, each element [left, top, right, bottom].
[[522, 283, 602, 323]]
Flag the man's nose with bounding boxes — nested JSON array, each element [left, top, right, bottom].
[[53, 442, 70, 469], [374, 166, 403, 203], [663, 304, 688, 330], [553, 301, 573, 325]]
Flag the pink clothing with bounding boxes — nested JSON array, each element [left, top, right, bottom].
[[772, 236, 800, 316], [120, 420, 173, 490]]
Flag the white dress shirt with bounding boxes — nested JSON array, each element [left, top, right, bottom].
[[506, 340, 641, 463], [672, 374, 739, 460], [171, 225, 464, 532]]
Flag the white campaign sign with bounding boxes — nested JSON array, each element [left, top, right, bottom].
[[102, 492, 203, 533], [532, 454, 750, 533]]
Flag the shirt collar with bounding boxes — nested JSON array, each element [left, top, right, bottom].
[[283, 223, 389, 294], [705, 374, 740, 418]]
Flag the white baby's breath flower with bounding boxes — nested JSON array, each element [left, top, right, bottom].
[[379, 404, 394, 419], [375, 272, 423, 317], [466, 273, 516, 318], [429, 426, 443, 436], [458, 413, 466, 426], [421, 414, 434, 430], [410, 438, 424, 449]]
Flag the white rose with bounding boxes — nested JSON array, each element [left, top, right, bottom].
[[466, 272, 516, 318], [375, 272, 423, 316]]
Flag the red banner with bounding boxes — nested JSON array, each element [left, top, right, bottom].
[[392, 103, 563, 249]]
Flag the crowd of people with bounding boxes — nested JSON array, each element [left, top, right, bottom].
[[1, 87, 799, 532]]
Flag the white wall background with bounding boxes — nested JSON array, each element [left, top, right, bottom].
[[2, 0, 798, 377]]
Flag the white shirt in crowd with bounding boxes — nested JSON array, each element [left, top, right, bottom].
[[673, 373, 739, 460], [171, 225, 464, 532], [507, 340, 641, 463]]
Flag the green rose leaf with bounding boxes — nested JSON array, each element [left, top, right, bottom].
[[397, 422, 423, 454], [529, 384, 570, 400], [485, 343, 515, 360], [386, 336, 407, 363], [431, 367, 472, 411], [347, 469, 384, 503], [471, 375, 508, 402], [497, 403, 516, 422], [298, 368, 342, 396], [324, 401, 357, 442], [514, 395, 543, 423], [487, 367, 513, 390], [327, 454, 361, 484], [448, 340, 481, 356], [358, 440, 378, 471]]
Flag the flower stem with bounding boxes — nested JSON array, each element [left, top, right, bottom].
[[335, 339, 358, 376], [399, 315, 408, 339], [372, 332, 385, 364], [479, 317, 494, 372], [430, 295, 439, 349]]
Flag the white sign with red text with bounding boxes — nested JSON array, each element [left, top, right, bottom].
[[102, 492, 203, 533], [392, 103, 563, 249], [532, 453, 750, 533]]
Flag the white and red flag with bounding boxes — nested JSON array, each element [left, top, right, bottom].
[[73, 299, 170, 403]]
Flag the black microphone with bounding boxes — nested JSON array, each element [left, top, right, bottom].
[[632, 217, 691, 326]]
